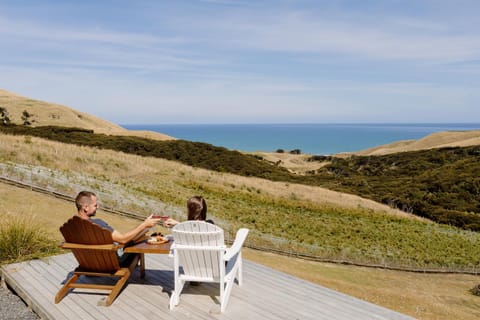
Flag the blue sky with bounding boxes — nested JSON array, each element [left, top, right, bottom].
[[1, 0, 479, 124]]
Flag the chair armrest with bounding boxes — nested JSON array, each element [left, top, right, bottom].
[[59, 242, 124, 250], [224, 228, 249, 261]]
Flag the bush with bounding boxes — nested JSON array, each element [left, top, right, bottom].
[[471, 284, 480, 296], [0, 215, 60, 264], [308, 155, 331, 162]]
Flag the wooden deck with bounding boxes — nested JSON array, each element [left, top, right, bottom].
[[1, 253, 414, 320]]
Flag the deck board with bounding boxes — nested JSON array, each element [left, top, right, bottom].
[[1, 253, 414, 320]]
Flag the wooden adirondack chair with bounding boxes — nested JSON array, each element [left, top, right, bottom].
[[54, 216, 141, 306], [169, 221, 249, 312]]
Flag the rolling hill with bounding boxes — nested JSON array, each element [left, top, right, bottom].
[[353, 130, 480, 156], [2, 88, 480, 232], [1, 88, 480, 320], [0, 88, 174, 141]]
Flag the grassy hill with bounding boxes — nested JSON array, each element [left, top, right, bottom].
[[2, 89, 480, 319], [0, 88, 174, 141], [2, 123, 480, 232], [3, 87, 480, 162], [352, 130, 480, 156], [2, 88, 480, 252], [1, 131, 480, 272]]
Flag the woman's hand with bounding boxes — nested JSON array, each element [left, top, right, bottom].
[[163, 218, 179, 228]]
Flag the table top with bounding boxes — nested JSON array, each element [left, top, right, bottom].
[[124, 239, 172, 254]]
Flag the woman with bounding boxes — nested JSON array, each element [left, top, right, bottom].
[[164, 195, 213, 227]]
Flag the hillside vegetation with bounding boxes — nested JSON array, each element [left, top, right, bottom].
[[0, 124, 294, 179], [2, 90, 480, 319], [2, 89, 480, 264], [1, 124, 480, 233], [1, 132, 480, 272], [308, 147, 480, 231]]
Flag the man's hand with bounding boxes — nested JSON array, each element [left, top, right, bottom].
[[144, 214, 162, 228]]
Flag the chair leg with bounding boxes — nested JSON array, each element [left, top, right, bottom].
[[102, 270, 131, 306], [237, 252, 243, 286], [170, 252, 183, 309], [55, 274, 79, 304], [169, 290, 178, 309], [105, 257, 139, 306], [139, 253, 145, 278], [169, 279, 185, 309], [221, 256, 243, 312], [221, 269, 237, 312]]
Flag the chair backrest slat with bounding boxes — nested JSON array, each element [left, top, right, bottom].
[[170, 222, 249, 312], [172, 221, 224, 280], [59, 216, 119, 272]]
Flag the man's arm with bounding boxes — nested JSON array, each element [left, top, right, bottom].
[[111, 215, 160, 244], [131, 228, 149, 243]]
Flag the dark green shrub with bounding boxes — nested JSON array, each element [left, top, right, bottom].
[[471, 284, 480, 296], [0, 106, 11, 125]]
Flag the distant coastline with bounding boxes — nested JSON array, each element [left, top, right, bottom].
[[121, 123, 480, 155]]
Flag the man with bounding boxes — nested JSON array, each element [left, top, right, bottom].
[[75, 191, 161, 262]]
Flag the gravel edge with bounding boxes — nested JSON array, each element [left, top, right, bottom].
[[0, 282, 39, 320]]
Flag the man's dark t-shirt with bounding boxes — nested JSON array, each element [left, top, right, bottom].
[[91, 218, 114, 232]]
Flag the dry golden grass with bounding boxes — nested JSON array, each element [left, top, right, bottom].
[[0, 183, 138, 238], [258, 130, 480, 169], [352, 130, 480, 156], [249, 130, 480, 171], [0, 88, 174, 141], [1, 182, 479, 320], [0, 133, 417, 220], [244, 249, 480, 320], [3, 87, 480, 170], [250, 151, 328, 174]]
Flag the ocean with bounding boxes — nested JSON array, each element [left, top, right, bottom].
[[121, 123, 480, 155]]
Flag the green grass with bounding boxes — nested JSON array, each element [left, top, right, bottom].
[[0, 215, 61, 265], [127, 177, 480, 271], [203, 196, 480, 270], [1, 129, 480, 271], [2, 124, 480, 232]]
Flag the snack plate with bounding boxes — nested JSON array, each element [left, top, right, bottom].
[[146, 237, 169, 245]]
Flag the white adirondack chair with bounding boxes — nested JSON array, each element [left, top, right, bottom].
[[169, 221, 249, 312]]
